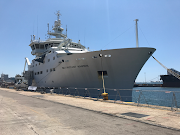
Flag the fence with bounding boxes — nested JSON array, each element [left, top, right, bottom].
[[31, 87, 180, 111]]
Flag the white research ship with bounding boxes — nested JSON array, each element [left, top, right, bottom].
[[24, 11, 155, 101]]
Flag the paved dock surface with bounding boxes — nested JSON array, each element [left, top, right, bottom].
[[0, 88, 180, 135]]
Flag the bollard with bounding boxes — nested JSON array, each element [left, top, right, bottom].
[[101, 92, 108, 100]]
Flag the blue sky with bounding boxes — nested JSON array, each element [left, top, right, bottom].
[[0, 0, 180, 82]]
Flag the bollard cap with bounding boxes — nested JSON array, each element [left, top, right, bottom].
[[101, 92, 108, 96]]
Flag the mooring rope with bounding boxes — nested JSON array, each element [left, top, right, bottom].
[[151, 55, 180, 80]]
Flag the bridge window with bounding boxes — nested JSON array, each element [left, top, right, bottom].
[[31, 45, 35, 50], [35, 44, 39, 49], [53, 68, 55, 71], [40, 44, 44, 49]]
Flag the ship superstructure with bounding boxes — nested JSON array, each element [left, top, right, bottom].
[[23, 11, 156, 101]]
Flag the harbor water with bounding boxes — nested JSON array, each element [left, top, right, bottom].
[[132, 87, 180, 107]]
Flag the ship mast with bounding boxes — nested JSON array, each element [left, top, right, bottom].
[[47, 11, 66, 38], [135, 19, 139, 47]]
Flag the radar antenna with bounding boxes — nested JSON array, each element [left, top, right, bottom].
[[55, 10, 61, 20]]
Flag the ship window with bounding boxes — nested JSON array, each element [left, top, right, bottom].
[[46, 69, 48, 72], [40, 45, 44, 49], [36, 64, 37, 66], [50, 69, 52, 72], [48, 59, 50, 62], [53, 68, 55, 71], [39, 63, 40, 65], [37, 72, 39, 75], [35, 44, 39, 49], [35, 73, 36, 75], [31, 45, 35, 50], [104, 54, 111, 57], [53, 57, 55, 60], [40, 71, 43, 74], [97, 71, 108, 77]]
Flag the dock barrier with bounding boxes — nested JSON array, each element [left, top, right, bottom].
[[13, 86, 180, 112]]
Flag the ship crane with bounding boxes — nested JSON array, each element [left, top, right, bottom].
[[23, 57, 31, 73]]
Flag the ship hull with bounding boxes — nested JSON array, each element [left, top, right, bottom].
[[29, 47, 155, 101], [160, 75, 180, 87]]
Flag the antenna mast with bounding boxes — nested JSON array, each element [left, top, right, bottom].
[[66, 25, 67, 37], [47, 23, 49, 33], [135, 19, 139, 47]]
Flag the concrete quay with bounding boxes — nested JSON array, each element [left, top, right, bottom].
[[0, 87, 180, 134]]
